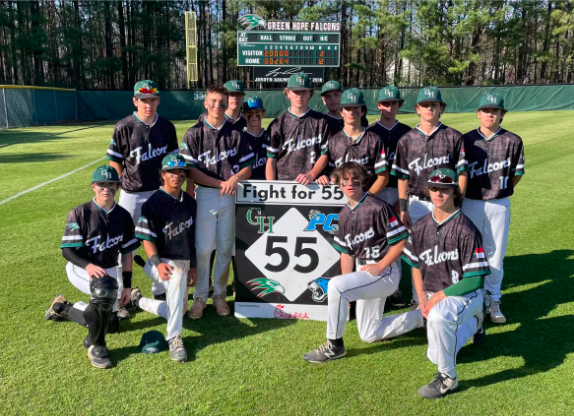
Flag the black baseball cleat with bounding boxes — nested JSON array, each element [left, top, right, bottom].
[[133, 254, 147, 268], [390, 290, 407, 308], [44, 294, 67, 320], [418, 373, 458, 399], [472, 310, 486, 345], [87, 345, 112, 369], [304, 341, 346, 363], [129, 287, 142, 310]]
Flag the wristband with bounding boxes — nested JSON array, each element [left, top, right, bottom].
[[150, 254, 162, 267], [122, 271, 132, 289], [399, 198, 408, 212]]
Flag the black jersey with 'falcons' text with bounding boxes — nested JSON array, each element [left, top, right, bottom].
[[367, 120, 411, 189]]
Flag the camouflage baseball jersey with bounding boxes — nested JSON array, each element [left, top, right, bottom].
[[242, 128, 269, 180], [179, 119, 254, 185], [367, 120, 411, 189], [321, 129, 388, 185], [325, 113, 369, 137], [391, 123, 466, 198], [135, 188, 197, 264], [61, 200, 140, 269], [198, 112, 247, 131], [267, 109, 329, 180], [333, 194, 409, 261], [106, 113, 179, 193], [462, 127, 525, 200], [402, 210, 490, 293]]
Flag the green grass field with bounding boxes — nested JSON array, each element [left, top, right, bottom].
[[1, 112, 573, 415]]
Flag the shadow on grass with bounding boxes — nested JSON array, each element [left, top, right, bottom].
[[0, 152, 71, 164], [456, 249, 574, 390], [346, 329, 428, 358], [0, 123, 113, 149]]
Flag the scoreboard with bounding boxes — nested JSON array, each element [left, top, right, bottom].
[[237, 31, 341, 67]]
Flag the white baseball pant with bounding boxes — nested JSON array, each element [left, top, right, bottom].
[[139, 259, 190, 341], [408, 195, 434, 303], [194, 187, 235, 301], [117, 189, 166, 296], [326, 261, 425, 341], [65, 262, 121, 313], [462, 198, 511, 302]]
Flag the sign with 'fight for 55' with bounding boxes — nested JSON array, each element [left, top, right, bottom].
[[234, 181, 347, 321]]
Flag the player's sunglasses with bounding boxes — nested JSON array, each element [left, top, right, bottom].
[[138, 87, 157, 94], [428, 186, 451, 193], [341, 179, 362, 187], [247, 100, 262, 109], [166, 159, 186, 167], [429, 175, 455, 184]]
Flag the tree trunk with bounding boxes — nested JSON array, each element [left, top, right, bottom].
[[104, 1, 115, 89], [117, 1, 129, 89]]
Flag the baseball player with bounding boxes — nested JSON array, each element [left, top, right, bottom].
[[197, 80, 247, 131], [303, 162, 413, 363], [132, 153, 197, 362], [180, 84, 254, 319], [461, 93, 525, 323], [314, 88, 389, 193], [391, 86, 468, 303], [399, 168, 490, 398], [321, 80, 369, 136], [241, 96, 269, 180], [106, 80, 179, 305], [44, 165, 140, 369], [266, 72, 330, 185], [367, 85, 412, 307]]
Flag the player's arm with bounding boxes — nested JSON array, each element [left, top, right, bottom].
[[397, 179, 411, 228], [512, 142, 525, 188], [458, 171, 468, 196], [368, 172, 389, 195], [265, 158, 277, 180], [142, 240, 173, 281], [185, 176, 196, 198], [392, 141, 411, 228], [512, 175, 522, 187], [370, 139, 390, 194], [298, 154, 329, 185], [220, 166, 252, 196], [107, 125, 127, 176], [110, 161, 124, 177], [340, 252, 354, 275], [135, 208, 172, 281], [412, 267, 428, 315], [188, 168, 222, 189]]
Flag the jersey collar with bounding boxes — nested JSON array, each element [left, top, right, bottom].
[[92, 198, 116, 214], [476, 126, 502, 141], [376, 120, 399, 131], [415, 122, 443, 138], [203, 117, 227, 131], [342, 127, 366, 144], [348, 192, 369, 211], [287, 107, 311, 119], [325, 112, 342, 121], [132, 112, 158, 128], [159, 187, 184, 202], [243, 127, 266, 138], [431, 209, 461, 227], [225, 113, 242, 123]]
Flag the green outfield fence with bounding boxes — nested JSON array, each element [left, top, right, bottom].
[[2, 84, 573, 129], [0, 85, 77, 129]]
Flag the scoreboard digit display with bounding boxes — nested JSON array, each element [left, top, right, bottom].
[[237, 31, 341, 67]]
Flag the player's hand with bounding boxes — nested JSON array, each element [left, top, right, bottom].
[[120, 288, 131, 305], [315, 175, 330, 186], [400, 211, 412, 229], [424, 291, 446, 316], [187, 268, 197, 287], [360, 263, 385, 276], [295, 173, 313, 185], [220, 176, 239, 195], [86, 264, 107, 279], [393, 201, 400, 214], [157, 263, 173, 281]]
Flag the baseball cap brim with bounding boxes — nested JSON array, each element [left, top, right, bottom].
[[425, 180, 458, 189], [134, 93, 159, 100], [417, 99, 447, 107], [289, 87, 312, 91], [378, 98, 404, 103], [477, 104, 505, 111], [162, 165, 189, 172]]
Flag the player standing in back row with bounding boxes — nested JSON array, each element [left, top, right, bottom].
[[321, 80, 368, 137], [391, 87, 468, 304], [461, 93, 525, 323], [367, 85, 412, 308], [241, 96, 270, 180], [266, 72, 330, 185], [106, 80, 179, 306]]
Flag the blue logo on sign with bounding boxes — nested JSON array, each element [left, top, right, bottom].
[[308, 278, 330, 302], [305, 212, 338, 232]]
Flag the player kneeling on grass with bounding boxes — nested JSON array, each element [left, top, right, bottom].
[[132, 154, 197, 362], [400, 168, 490, 399], [45, 165, 140, 369], [303, 162, 411, 364]]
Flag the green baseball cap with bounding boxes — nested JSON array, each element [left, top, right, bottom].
[[477, 93, 505, 111], [224, 80, 245, 94], [340, 88, 366, 107], [134, 80, 160, 99], [416, 86, 447, 107], [287, 72, 312, 91], [377, 86, 404, 103], [139, 330, 168, 354], [321, 80, 343, 96], [161, 153, 189, 172], [242, 96, 265, 112], [426, 168, 459, 189], [92, 165, 120, 183]]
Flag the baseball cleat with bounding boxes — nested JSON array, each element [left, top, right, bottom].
[[117, 304, 131, 320], [87, 345, 112, 369], [44, 294, 67, 320], [154, 293, 167, 301], [168, 336, 187, 362], [488, 301, 506, 324], [418, 373, 458, 399], [472, 309, 486, 345], [188, 298, 206, 320], [304, 341, 347, 363], [212, 294, 231, 316], [83, 335, 91, 349], [133, 254, 146, 268], [130, 287, 142, 305], [390, 290, 407, 308]]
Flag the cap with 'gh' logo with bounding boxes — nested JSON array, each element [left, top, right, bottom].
[[92, 165, 120, 183], [477, 93, 505, 111], [287, 72, 312, 91], [242, 96, 265, 112], [377, 85, 404, 103], [134, 80, 160, 99], [139, 330, 168, 354], [224, 80, 245, 94], [340, 88, 366, 107], [416, 86, 447, 107], [161, 153, 189, 172], [426, 168, 459, 189], [321, 80, 343, 96]]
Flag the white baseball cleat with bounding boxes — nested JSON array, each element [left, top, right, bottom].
[[488, 300, 506, 324]]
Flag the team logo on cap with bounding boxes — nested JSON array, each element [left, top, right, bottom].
[[100, 168, 112, 179], [487, 94, 497, 104], [424, 88, 434, 97], [347, 92, 357, 102], [296, 75, 305, 85], [232, 81, 240, 90], [384, 88, 393, 97], [238, 14, 267, 31]]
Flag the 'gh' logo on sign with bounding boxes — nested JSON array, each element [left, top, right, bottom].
[[247, 207, 275, 233]]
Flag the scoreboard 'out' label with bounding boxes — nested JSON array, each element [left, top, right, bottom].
[[237, 31, 341, 67]]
